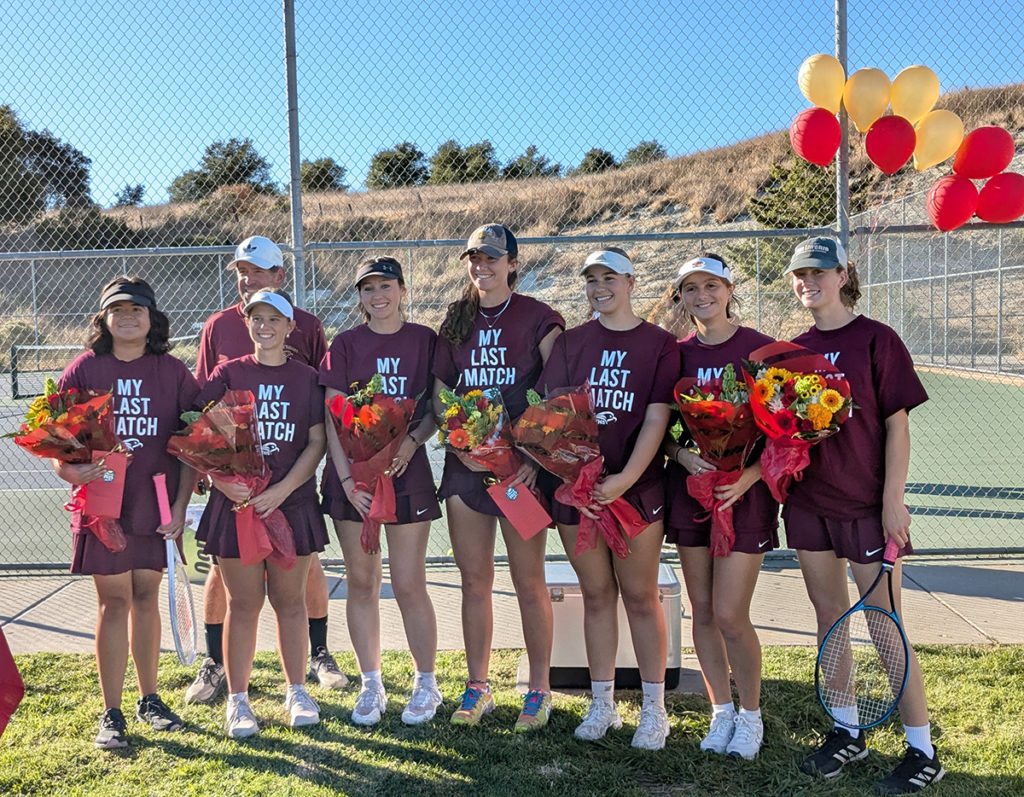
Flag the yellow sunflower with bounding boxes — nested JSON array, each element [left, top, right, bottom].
[[465, 389, 484, 399], [805, 402, 833, 430], [818, 389, 844, 413], [763, 367, 792, 385], [753, 379, 774, 405]]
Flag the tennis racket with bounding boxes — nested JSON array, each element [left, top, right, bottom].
[[154, 473, 197, 665], [814, 538, 910, 729]]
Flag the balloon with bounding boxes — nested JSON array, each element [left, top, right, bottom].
[[865, 116, 916, 174], [798, 54, 846, 114], [953, 126, 1015, 179], [890, 65, 940, 125], [914, 110, 964, 171], [842, 68, 891, 132], [926, 174, 978, 231], [789, 108, 841, 167], [976, 172, 1024, 223]]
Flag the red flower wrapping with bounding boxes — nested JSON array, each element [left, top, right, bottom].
[[514, 385, 647, 559], [326, 391, 416, 554], [684, 470, 744, 557], [743, 342, 854, 502], [168, 390, 295, 569], [0, 626, 25, 739], [10, 391, 128, 553]]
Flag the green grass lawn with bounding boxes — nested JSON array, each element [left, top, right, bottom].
[[2, 646, 1022, 796]]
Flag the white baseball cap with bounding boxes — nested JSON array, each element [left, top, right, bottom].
[[242, 289, 294, 320], [580, 249, 634, 276], [229, 236, 284, 271], [673, 256, 732, 289]]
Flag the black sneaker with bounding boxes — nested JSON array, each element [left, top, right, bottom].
[[95, 707, 129, 749], [136, 693, 184, 732], [800, 728, 869, 778], [875, 746, 945, 794]]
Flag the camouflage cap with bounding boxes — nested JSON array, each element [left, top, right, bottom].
[[459, 224, 518, 260]]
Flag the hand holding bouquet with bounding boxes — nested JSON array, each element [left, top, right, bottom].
[[439, 387, 551, 539], [168, 389, 295, 569], [674, 363, 763, 556], [513, 384, 646, 559], [743, 342, 854, 502], [326, 374, 417, 554], [8, 377, 128, 552]]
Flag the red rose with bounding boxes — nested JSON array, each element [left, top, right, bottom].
[[447, 416, 463, 430]]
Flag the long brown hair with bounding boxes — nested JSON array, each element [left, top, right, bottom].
[[839, 261, 862, 309], [439, 262, 519, 346], [85, 276, 172, 355]]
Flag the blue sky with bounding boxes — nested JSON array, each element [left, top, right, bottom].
[[2, 1, 1019, 207]]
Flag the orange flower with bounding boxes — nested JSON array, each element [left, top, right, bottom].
[[806, 402, 833, 430], [448, 427, 471, 449], [753, 379, 774, 405]]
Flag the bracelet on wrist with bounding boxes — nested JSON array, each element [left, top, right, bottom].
[[341, 476, 354, 486]]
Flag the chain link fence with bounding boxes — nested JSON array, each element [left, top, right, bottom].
[[2, 2, 1023, 568]]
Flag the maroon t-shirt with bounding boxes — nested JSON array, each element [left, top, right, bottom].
[[786, 315, 928, 519], [59, 351, 200, 536], [196, 355, 325, 508], [433, 293, 564, 421], [539, 319, 679, 478], [669, 326, 779, 536], [195, 303, 327, 383], [319, 322, 437, 501]]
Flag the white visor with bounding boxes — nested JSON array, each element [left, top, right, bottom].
[[242, 289, 294, 320], [673, 257, 732, 289], [581, 249, 634, 275]]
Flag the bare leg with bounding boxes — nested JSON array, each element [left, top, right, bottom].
[[305, 556, 329, 622], [385, 521, 437, 674], [266, 555, 313, 685], [217, 558, 268, 693], [501, 518, 552, 691], [678, 545, 732, 704], [711, 552, 764, 711], [558, 523, 619, 681], [128, 569, 164, 697], [612, 522, 667, 683], [446, 497, 497, 682], [93, 573, 132, 710], [334, 519, 382, 673], [202, 565, 227, 624]]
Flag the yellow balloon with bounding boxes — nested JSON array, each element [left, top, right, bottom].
[[843, 68, 891, 132], [913, 109, 964, 170], [798, 54, 846, 114], [891, 65, 940, 125]]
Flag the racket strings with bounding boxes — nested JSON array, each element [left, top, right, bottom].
[[819, 607, 907, 727]]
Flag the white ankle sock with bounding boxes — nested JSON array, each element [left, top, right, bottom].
[[414, 670, 437, 689], [591, 679, 615, 703], [711, 701, 736, 718], [361, 670, 383, 690], [904, 723, 934, 758], [738, 707, 761, 722], [641, 680, 665, 706]]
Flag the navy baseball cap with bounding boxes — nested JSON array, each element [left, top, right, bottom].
[[355, 257, 405, 286]]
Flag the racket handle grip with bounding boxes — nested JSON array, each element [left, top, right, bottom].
[[153, 473, 173, 526], [884, 538, 900, 562]]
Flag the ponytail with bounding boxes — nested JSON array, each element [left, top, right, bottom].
[[840, 261, 862, 309]]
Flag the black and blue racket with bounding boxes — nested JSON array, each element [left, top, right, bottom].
[[814, 539, 910, 729]]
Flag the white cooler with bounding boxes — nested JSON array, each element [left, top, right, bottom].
[[547, 561, 682, 689]]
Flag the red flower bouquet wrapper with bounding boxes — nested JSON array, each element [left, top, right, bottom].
[[743, 342, 854, 503], [514, 385, 646, 558], [440, 388, 552, 540], [10, 388, 129, 553], [673, 375, 763, 556], [0, 627, 24, 739], [326, 386, 417, 555], [168, 390, 295, 569]]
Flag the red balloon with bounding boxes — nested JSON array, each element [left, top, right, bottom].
[[926, 174, 978, 231], [952, 126, 1015, 179], [976, 172, 1024, 223], [789, 108, 841, 167], [865, 116, 916, 174]]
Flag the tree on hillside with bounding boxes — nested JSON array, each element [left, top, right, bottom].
[[502, 145, 561, 179], [574, 148, 617, 175], [300, 157, 348, 192], [1, 105, 94, 223], [168, 138, 275, 202], [428, 140, 499, 185], [622, 140, 667, 168], [365, 142, 428, 189], [113, 184, 145, 207], [728, 157, 869, 285]]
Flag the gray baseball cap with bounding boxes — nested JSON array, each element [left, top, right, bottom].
[[460, 224, 518, 260], [786, 237, 848, 274]]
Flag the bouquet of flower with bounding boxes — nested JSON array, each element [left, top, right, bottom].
[[743, 341, 854, 502], [168, 389, 295, 569], [326, 373, 417, 554], [513, 384, 646, 559], [439, 387, 551, 539], [674, 363, 764, 556], [8, 378, 128, 552]]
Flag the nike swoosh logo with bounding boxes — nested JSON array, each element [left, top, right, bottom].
[[416, 508, 429, 516], [758, 539, 769, 549], [866, 546, 884, 556], [652, 505, 663, 515]]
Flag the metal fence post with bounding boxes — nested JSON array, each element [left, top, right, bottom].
[[997, 229, 1004, 372], [283, 0, 306, 308], [835, 0, 850, 250]]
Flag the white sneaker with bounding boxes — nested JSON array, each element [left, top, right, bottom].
[[352, 683, 387, 726], [700, 712, 736, 754], [184, 657, 226, 704], [574, 698, 623, 741], [285, 685, 320, 728], [401, 683, 443, 725], [225, 693, 259, 738], [726, 713, 763, 760], [631, 702, 670, 750]]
